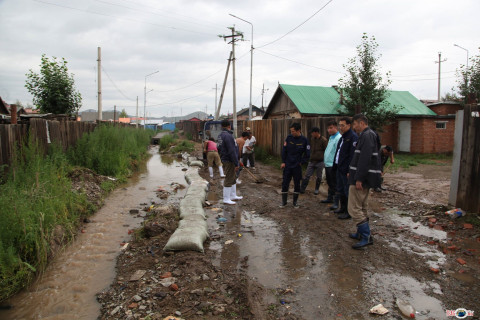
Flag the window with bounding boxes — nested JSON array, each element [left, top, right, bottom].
[[435, 121, 447, 129]]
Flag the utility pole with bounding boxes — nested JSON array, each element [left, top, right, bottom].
[[114, 105, 116, 125], [435, 52, 447, 101], [216, 51, 233, 120], [136, 96, 139, 128], [212, 83, 218, 116], [97, 47, 102, 121], [220, 26, 243, 137], [261, 83, 269, 111]]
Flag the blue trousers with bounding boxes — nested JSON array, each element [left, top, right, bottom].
[[336, 170, 349, 197], [282, 166, 302, 193]]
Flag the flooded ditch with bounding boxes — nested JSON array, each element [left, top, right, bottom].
[[1, 147, 187, 320]]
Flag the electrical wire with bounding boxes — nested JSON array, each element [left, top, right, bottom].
[[257, 0, 334, 49], [101, 66, 136, 101], [32, 0, 216, 36], [391, 70, 456, 78], [147, 88, 213, 107]]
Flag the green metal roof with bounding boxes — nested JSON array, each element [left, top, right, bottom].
[[280, 84, 437, 116]]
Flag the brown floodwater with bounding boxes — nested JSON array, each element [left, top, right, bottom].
[[1, 147, 187, 320]]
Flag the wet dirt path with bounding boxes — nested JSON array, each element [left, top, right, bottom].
[[1, 146, 187, 320]]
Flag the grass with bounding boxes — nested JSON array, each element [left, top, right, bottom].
[[388, 153, 452, 171], [159, 134, 195, 153], [0, 125, 153, 301], [255, 145, 282, 169]]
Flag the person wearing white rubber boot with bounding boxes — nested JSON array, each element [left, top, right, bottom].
[[204, 137, 225, 179], [217, 120, 241, 205]]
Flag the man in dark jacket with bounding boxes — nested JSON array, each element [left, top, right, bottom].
[[300, 127, 328, 195], [280, 122, 310, 208], [332, 117, 358, 219], [347, 114, 381, 249], [217, 120, 242, 205]]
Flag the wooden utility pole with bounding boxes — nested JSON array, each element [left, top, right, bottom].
[[216, 51, 233, 120], [435, 52, 447, 102], [97, 47, 102, 121]]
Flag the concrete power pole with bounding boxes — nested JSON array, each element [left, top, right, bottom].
[[216, 52, 233, 120], [212, 83, 218, 116], [435, 52, 447, 102], [136, 96, 139, 128], [97, 47, 102, 121]]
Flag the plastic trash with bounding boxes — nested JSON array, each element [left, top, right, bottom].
[[396, 298, 415, 318], [217, 217, 227, 223], [445, 208, 466, 219], [369, 304, 389, 315]]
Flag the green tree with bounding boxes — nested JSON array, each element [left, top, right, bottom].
[[453, 48, 480, 104], [119, 108, 128, 118], [25, 54, 82, 114], [338, 33, 401, 131]]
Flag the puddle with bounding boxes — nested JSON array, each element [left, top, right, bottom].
[[1, 147, 187, 320], [386, 209, 447, 241], [365, 273, 445, 319]]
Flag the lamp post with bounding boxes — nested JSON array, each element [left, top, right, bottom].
[[144, 70, 159, 129], [454, 44, 469, 87], [229, 13, 253, 120]]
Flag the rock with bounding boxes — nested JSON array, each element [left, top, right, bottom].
[[190, 289, 203, 295], [464, 223, 473, 229], [139, 305, 147, 310], [160, 278, 176, 287], [154, 292, 167, 299], [130, 270, 147, 282], [203, 287, 215, 294], [144, 222, 166, 238], [456, 258, 467, 265], [129, 209, 140, 214], [196, 311, 204, 315], [169, 283, 179, 291], [111, 306, 121, 316], [133, 295, 142, 302], [172, 269, 183, 277], [160, 272, 172, 279], [175, 311, 182, 316], [202, 274, 210, 281], [430, 267, 440, 274], [128, 302, 138, 309]]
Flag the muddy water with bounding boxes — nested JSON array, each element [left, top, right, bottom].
[[1, 147, 187, 320]]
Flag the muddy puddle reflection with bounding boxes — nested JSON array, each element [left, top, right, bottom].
[[2, 147, 187, 320]]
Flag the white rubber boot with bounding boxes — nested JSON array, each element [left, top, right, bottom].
[[219, 166, 225, 177], [208, 167, 214, 178], [230, 184, 243, 200], [223, 187, 236, 205]]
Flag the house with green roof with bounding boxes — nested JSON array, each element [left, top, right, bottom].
[[263, 84, 460, 153]]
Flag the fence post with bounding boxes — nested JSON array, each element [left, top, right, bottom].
[[10, 104, 17, 124]]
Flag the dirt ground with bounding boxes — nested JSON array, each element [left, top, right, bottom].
[[97, 143, 480, 320]]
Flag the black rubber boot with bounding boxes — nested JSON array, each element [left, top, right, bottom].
[[352, 221, 373, 249], [293, 193, 299, 208], [299, 179, 308, 194], [329, 194, 339, 210], [314, 179, 321, 195], [334, 195, 345, 213], [279, 193, 288, 208]]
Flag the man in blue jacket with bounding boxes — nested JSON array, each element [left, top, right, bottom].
[[332, 117, 358, 219], [348, 114, 381, 249], [280, 122, 310, 208], [217, 120, 242, 205]]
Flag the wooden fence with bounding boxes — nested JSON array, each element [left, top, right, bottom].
[[456, 104, 480, 213], [0, 119, 97, 172]]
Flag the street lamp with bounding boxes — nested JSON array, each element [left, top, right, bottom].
[[454, 44, 469, 88], [144, 70, 159, 129], [229, 13, 253, 120]]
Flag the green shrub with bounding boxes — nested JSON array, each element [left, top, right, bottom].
[[171, 140, 195, 153], [159, 134, 175, 150]]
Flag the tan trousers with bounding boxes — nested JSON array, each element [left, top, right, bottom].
[[347, 185, 370, 225], [207, 151, 222, 167], [223, 161, 236, 187]]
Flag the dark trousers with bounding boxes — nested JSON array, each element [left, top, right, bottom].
[[336, 170, 349, 197], [242, 153, 255, 167], [325, 166, 336, 197], [282, 166, 302, 193]]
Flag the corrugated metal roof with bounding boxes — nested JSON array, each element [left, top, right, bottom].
[[280, 84, 436, 116]]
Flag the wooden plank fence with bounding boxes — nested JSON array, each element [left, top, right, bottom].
[[456, 104, 480, 213], [0, 119, 97, 172]]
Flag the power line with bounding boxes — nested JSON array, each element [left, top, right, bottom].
[[33, 0, 216, 36], [391, 70, 456, 78], [147, 88, 213, 107], [257, 48, 343, 74], [257, 0, 334, 49], [101, 66, 135, 101], [393, 76, 456, 82]]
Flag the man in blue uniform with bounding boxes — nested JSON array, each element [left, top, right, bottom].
[[280, 122, 310, 208]]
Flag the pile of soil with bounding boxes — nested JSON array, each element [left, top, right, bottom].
[[68, 167, 113, 208]]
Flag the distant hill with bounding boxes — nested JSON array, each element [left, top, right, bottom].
[[161, 111, 209, 123]]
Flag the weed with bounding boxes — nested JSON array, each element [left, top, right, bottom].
[[388, 153, 452, 171]]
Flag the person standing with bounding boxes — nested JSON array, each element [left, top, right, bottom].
[[347, 114, 381, 249], [242, 131, 256, 170], [321, 120, 342, 204], [332, 117, 358, 219], [217, 120, 243, 205], [280, 123, 310, 208], [300, 127, 328, 195], [235, 132, 249, 184], [204, 137, 225, 179], [374, 145, 395, 192]]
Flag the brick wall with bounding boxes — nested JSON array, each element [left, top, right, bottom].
[[428, 104, 462, 116]]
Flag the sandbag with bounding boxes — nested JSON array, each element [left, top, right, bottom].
[[163, 226, 208, 252]]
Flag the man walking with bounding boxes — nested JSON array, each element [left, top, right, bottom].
[[217, 120, 243, 205], [332, 117, 358, 219], [300, 127, 327, 195], [321, 120, 341, 204], [348, 114, 381, 249], [280, 123, 310, 208]]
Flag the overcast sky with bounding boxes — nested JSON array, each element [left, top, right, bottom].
[[0, 0, 478, 118]]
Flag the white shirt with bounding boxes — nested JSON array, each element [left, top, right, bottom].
[[243, 136, 255, 154]]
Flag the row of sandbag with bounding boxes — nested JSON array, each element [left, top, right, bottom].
[[163, 159, 209, 252]]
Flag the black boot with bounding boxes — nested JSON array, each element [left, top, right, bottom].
[[299, 179, 308, 194], [314, 179, 321, 195], [334, 195, 345, 213], [352, 221, 373, 249], [293, 193, 299, 208], [337, 196, 351, 218], [329, 194, 339, 210], [279, 193, 288, 208]]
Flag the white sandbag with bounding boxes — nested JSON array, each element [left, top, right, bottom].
[[163, 226, 208, 252]]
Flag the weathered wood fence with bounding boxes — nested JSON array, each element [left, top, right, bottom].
[[180, 117, 338, 157], [0, 119, 96, 171], [455, 104, 480, 213]]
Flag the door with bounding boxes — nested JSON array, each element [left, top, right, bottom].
[[398, 120, 411, 152]]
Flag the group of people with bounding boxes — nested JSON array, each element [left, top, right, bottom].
[[280, 115, 394, 249]]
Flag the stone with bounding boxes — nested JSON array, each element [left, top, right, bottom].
[[133, 295, 142, 302], [202, 274, 210, 281], [175, 311, 182, 316], [430, 267, 440, 274], [172, 269, 183, 277], [456, 258, 467, 265], [128, 302, 138, 309], [190, 289, 203, 295], [464, 224, 473, 229], [160, 272, 172, 279], [169, 283, 179, 291], [111, 306, 121, 316], [129, 209, 140, 214], [130, 270, 147, 282]]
